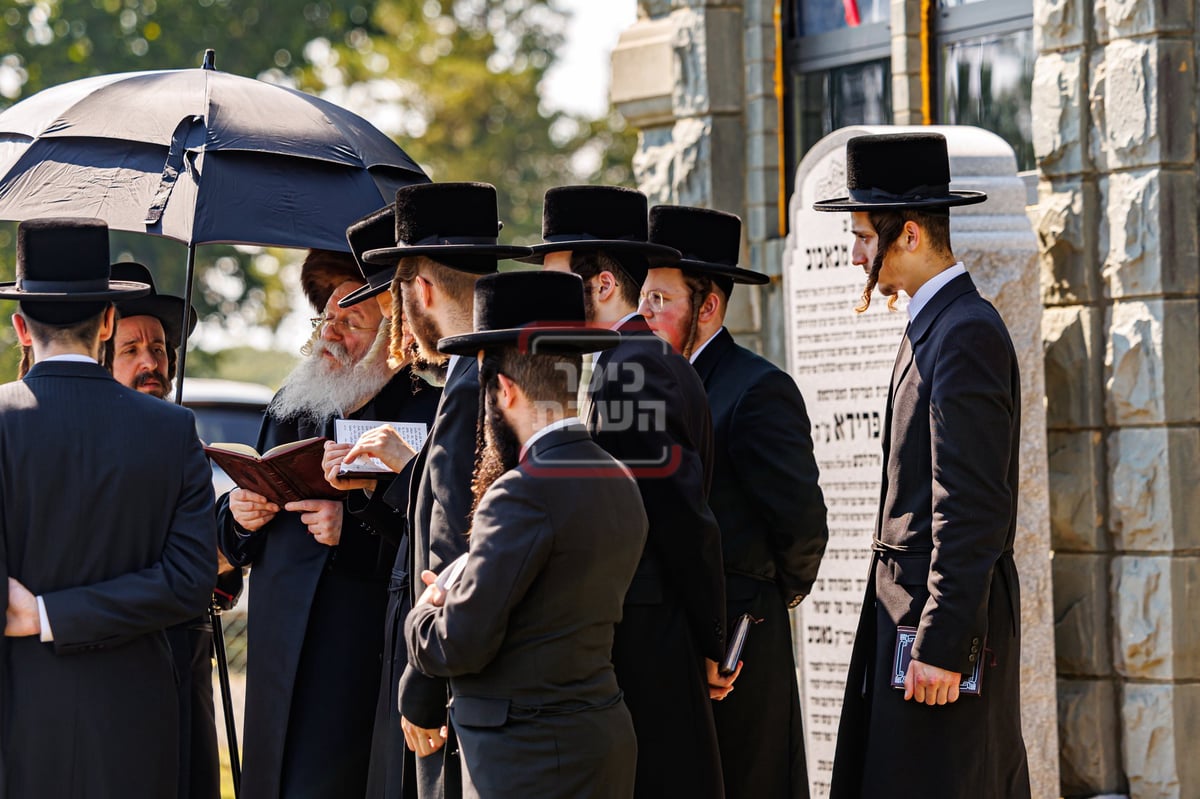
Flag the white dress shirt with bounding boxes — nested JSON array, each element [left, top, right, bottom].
[[907, 262, 967, 323]]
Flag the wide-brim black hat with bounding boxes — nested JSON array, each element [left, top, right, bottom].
[[647, 206, 769, 290], [0, 218, 149, 304], [361, 182, 532, 268], [338, 204, 397, 308], [813, 133, 987, 211], [111, 262, 197, 347], [519, 186, 681, 278], [438, 271, 621, 356]]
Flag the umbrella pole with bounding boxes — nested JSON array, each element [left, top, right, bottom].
[[171, 244, 242, 796], [211, 607, 242, 798], [173, 243, 198, 406]]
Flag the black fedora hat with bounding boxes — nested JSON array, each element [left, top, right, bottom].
[[438, 271, 621, 356], [338, 204, 397, 308], [647, 206, 768, 296], [813, 133, 987, 212], [361, 182, 531, 268], [0, 218, 149, 304], [111, 262, 198, 348], [520, 186, 681, 277]]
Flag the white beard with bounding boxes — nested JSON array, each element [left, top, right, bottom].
[[268, 325, 396, 423]]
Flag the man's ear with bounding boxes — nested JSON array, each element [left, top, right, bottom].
[[375, 290, 393, 320], [902, 220, 922, 252], [496, 372, 521, 410], [415, 274, 435, 310], [12, 313, 31, 347], [594, 271, 618, 304], [698, 290, 722, 325], [97, 304, 117, 342]]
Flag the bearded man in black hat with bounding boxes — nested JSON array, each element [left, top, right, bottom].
[[814, 132, 1030, 799], [528, 185, 730, 799], [0, 218, 216, 797], [641, 205, 828, 799], [215, 242, 440, 799], [329, 182, 531, 799], [403, 270, 645, 799], [109, 261, 197, 400]]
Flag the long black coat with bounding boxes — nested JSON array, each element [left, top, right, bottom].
[[585, 316, 726, 799], [406, 426, 648, 799], [217, 368, 440, 799], [0, 361, 216, 798], [360, 356, 478, 799], [693, 328, 828, 799], [830, 273, 1031, 799]]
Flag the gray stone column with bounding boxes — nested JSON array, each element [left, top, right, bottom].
[[612, 0, 768, 351], [1033, 0, 1200, 796]]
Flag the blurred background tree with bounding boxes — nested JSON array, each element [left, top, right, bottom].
[[0, 0, 635, 382]]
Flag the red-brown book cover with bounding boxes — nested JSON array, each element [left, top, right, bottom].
[[204, 437, 345, 506]]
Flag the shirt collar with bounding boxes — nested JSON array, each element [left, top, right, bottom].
[[907, 262, 967, 323], [610, 310, 640, 331], [446, 354, 464, 382], [689, 327, 723, 364], [519, 416, 581, 461], [39, 353, 98, 364]]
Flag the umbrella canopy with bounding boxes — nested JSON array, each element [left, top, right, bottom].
[[0, 51, 428, 250]]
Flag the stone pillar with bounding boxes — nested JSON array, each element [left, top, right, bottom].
[[1033, 0, 1200, 797], [785, 124, 1059, 798], [612, 0, 763, 350]]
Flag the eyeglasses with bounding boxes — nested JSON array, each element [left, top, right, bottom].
[[638, 289, 670, 313], [310, 315, 379, 334]]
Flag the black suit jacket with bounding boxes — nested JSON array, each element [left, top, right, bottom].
[[831, 272, 1029, 799], [586, 315, 725, 659], [0, 361, 216, 797], [396, 357, 480, 726], [693, 327, 827, 603], [406, 425, 645, 798]]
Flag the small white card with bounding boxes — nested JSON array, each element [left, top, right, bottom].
[[335, 419, 429, 475]]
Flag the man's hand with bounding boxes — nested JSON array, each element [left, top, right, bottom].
[[401, 715, 447, 757], [284, 499, 343, 547], [5, 578, 40, 637], [415, 569, 446, 608], [229, 488, 279, 532], [344, 426, 417, 474], [904, 658, 961, 705], [322, 441, 378, 492], [705, 658, 742, 701]]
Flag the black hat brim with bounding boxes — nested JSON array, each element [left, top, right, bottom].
[[115, 294, 198, 345], [518, 239, 681, 266], [672, 259, 770, 285], [438, 327, 621, 356], [362, 244, 533, 268], [337, 278, 390, 309], [812, 190, 988, 212], [0, 280, 150, 302]]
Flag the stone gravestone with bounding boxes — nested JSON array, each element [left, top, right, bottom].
[[783, 125, 1059, 799]]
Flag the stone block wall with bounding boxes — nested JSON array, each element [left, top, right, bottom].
[[1033, 0, 1200, 796], [614, 0, 782, 358]]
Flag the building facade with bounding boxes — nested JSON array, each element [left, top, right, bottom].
[[611, 2, 1200, 798]]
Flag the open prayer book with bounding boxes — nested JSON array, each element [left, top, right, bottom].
[[204, 437, 344, 506], [335, 419, 429, 479]]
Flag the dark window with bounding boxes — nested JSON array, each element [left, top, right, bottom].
[[935, 0, 1035, 171], [782, 0, 892, 228]]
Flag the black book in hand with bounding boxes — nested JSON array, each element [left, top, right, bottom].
[[719, 614, 757, 676], [890, 626, 983, 696]]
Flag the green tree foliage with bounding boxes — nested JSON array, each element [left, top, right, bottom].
[[0, 0, 635, 382]]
